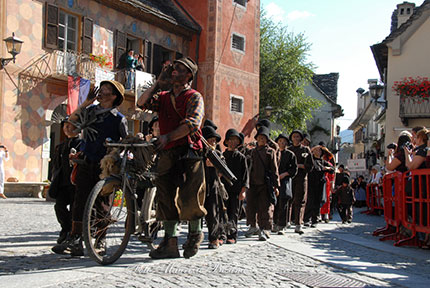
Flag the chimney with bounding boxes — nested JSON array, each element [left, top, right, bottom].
[[397, 2, 416, 28]]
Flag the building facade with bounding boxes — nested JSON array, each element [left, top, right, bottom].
[[0, 0, 260, 182]]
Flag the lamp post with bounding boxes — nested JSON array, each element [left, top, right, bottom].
[[0, 32, 24, 70], [369, 84, 384, 100], [263, 105, 273, 117]]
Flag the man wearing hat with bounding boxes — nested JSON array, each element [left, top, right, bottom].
[[246, 126, 280, 241], [288, 130, 314, 234], [137, 57, 207, 259], [273, 134, 297, 234], [54, 80, 128, 256], [222, 128, 249, 244], [302, 133, 311, 147]]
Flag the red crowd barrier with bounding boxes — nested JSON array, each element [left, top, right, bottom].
[[373, 172, 403, 241], [363, 183, 384, 215], [372, 169, 430, 248]]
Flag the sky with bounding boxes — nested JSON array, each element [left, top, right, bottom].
[[260, 0, 424, 131]]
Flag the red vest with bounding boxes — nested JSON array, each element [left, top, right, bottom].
[[158, 89, 203, 150]]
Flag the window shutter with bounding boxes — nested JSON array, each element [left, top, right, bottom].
[[115, 30, 127, 68], [82, 17, 93, 54], [45, 3, 59, 49], [152, 44, 163, 77], [144, 40, 152, 73]]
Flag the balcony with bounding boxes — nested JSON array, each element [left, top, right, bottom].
[[399, 95, 430, 125]]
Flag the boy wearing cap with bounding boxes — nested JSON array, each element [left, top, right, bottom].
[[137, 57, 207, 259], [222, 128, 249, 244], [273, 134, 297, 234], [246, 126, 280, 241], [288, 130, 314, 234], [54, 80, 128, 256]]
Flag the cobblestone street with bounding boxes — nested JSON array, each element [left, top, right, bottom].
[[1, 198, 429, 287]]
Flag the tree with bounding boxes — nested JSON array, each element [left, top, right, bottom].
[[260, 11, 321, 132]]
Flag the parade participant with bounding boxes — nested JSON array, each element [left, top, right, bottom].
[[245, 126, 280, 241], [335, 176, 355, 224], [272, 134, 297, 234], [52, 80, 128, 256], [0, 143, 9, 199], [301, 133, 311, 147], [304, 146, 334, 227], [222, 128, 249, 244], [288, 130, 313, 234], [136, 57, 207, 259], [331, 164, 347, 219], [320, 147, 335, 222], [49, 119, 81, 245], [202, 126, 223, 249]]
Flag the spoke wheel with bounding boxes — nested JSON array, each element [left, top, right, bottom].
[[139, 187, 161, 243], [83, 179, 135, 265]]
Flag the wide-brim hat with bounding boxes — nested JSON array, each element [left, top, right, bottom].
[[275, 133, 289, 144], [255, 126, 271, 140], [223, 128, 243, 147], [174, 57, 198, 80], [256, 119, 271, 130], [289, 129, 304, 141], [204, 119, 218, 130], [202, 126, 221, 142], [303, 133, 311, 143], [100, 80, 125, 106]]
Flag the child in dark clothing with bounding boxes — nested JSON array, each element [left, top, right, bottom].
[[335, 177, 355, 223], [222, 129, 249, 244]]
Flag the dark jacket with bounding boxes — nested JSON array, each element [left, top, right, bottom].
[[288, 144, 313, 178], [336, 186, 355, 205], [250, 144, 280, 188], [223, 149, 249, 194]]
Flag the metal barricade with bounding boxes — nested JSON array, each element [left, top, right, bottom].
[[373, 172, 403, 241], [395, 169, 430, 247]]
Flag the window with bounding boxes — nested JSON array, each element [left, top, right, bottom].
[[230, 95, 244, 113], [231, 33, 245, 53], [233, 0, 247, 7], [59, 11, 78, 51]]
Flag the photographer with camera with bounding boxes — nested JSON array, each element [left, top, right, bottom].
[[385, 132, 412, 173], [405, 128, 428, 171], [0, 143, 9, 199]]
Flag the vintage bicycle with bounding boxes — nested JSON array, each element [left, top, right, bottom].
[[82, 138, 160, 265]]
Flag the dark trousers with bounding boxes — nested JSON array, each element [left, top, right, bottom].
[[339, 204, 353, 222], [204, 190, 220, 242], [54, 185, 75, 233], [225, 191, 241, 240], [246, 184, 273, 230], [274, 197, 291, 227], [291, 177, 307, 226], [304, 189, 322, 224]]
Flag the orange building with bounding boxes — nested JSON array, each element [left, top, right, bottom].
[[0, 0, 259, 184]]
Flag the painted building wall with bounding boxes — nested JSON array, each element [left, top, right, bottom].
[[0, 0, 191, 182], [385, 16, 430, 146], [180, 0, 260, 140]]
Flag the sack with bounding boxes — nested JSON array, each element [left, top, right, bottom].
[[279, 177, 292, 200], [218, 181, 229, 201], [48, 169, 61, 198], [321, 182, 327, 206], [265, 171, 277, 205]]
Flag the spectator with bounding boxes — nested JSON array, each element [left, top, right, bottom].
[[405, 128, 428, 171], [385, 134, 411, 172], [135, 54, 145, 72], [351, 175, 367, 208], [0, 143, 9, 199], [335, 176, 355, 224], [411, 126, 425, 146], [370, 165, 383, 184]]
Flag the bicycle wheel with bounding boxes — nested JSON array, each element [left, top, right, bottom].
[[83, 178, 135, 265], [139, 187, 161, 244]]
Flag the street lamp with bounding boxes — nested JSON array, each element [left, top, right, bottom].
[[0, 32, 24, 70], [369, 84, 384, 100], [264, 105, 273, 117]]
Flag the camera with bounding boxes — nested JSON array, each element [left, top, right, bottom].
[[387, 143, 397, 150], [0, 145, 4, 149], [400, 141, 414, 150]]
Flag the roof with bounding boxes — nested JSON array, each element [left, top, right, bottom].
[[312, 73, 339, 103], [371, 0, 430, 77], [310, 76, 344, 118], [119, 0, 201, 32]]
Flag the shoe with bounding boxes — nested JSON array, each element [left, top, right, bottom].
[[294, 225, 304, 235], [324, 219, 329, 223], [226, 239, 236, 244], [303, 222, 310, 227], [310, 223, 317, 228], [69, 236, 84, 257], [286, 222, 291, 229], [218, 239, 224, 246], [258, 230, 267, 241], [347, 220, 352, 224], [95, 238, 106, 256], [0, 193, 7, 199], [342, 220, 346, 224], [52, 240, 70, 254], [245, 226, 259, 238], [277, 227, 285, 235], [57, 231, 69, 244], [183, 232, 204, 259], [271, 224, 279, 233], [149, 236, 180, 259], [208, 240, 219, 249]]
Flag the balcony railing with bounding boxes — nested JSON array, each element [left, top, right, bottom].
[[399, 95, 430, 119]]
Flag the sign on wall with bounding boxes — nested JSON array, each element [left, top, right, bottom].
[[347, 159, 367, 172]]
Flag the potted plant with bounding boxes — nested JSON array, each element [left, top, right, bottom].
[[392, 76, 430, 103]]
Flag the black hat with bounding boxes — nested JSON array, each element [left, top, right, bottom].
[[223, 128, 243, 147], [318, 141, 326, 147], [275, 133, 289, 144], [204, 119, 218, 130], [255, 126, 271, 140], [239, 132, 245, 145], [256, 119, 271, 130], [202, 126, 221, 142], [289, 130, 304, 141], [342, 176, 350, 185], [174, 57, 198, 80], [303, 133, 311, 143]]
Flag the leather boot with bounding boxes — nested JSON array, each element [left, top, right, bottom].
[[149, 236, 180, 259], [183, 232, 204, 259]]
